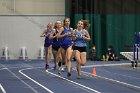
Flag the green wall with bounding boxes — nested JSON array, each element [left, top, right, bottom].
[[66, 14, 140, 59]]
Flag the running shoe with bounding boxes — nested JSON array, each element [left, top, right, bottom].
[[77, 75, 81, 79], [58, 67, 61, 74], [53, 65, 57, 71], [45, 64, 49, 69], [67, 72, 71, 77], [58, 61, 61, 67]]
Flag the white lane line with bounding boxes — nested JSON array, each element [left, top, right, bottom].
[[46, 70, 101, 93], [78, 69, 140, 91], [0, 67, 43, 70], [81, 62, 140, 80], [0, 83, 6, 93], [81, 63, 130, 68], [0, 68, 8, 70], [0, 64, 39, 93], [95, 68, 140, 80], [19, 68, 54, 93]]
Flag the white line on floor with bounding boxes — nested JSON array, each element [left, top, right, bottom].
[[0, 83, 6, 93], [79, 69, 140, 91], [19, 68, 54, 93], [81, 63, 130, 68], [46, 70, 101, 93]]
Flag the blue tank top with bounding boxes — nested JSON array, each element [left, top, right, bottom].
[[45, 29, 52, 36], [73, 29, 87, 47], [61, 27, 72, 43], [52, 29, 61, 46], [45, 29, 52, 39], [45, 29, 53, 44]]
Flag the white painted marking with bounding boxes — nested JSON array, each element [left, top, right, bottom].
[[0, 84, 6, 93], [78, 69, 140, 91], [97, 75, 140, 90], [9, 69, 39, 93], [0, 68, 8, 70], [95, 68, 140, 80], [81, 63, 130, 68], [46, 70, 101, 93], [0, 64, 39, 93], [19, 68, 54, 93]]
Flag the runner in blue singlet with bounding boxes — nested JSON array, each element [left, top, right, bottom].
[[57, 18, 73, 77], [40, 23, 53, 69]]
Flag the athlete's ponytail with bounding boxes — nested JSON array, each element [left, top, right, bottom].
[[82, 20, 90, 30]]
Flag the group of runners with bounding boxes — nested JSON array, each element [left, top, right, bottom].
[[40, 18, 91, 79]]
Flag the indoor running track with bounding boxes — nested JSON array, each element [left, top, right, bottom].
[[0, 60, 140, 93]]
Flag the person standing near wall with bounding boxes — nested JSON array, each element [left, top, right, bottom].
[[73, 20, 91, 79], [40, 23, 53, 69]]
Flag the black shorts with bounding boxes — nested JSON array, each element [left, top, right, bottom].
[[52, 46, 60, 51], [73, 46, 86, 52]]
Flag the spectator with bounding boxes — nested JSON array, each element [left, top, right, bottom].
[[103, 46, 118, 61], [90, 45, 97, 61]]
